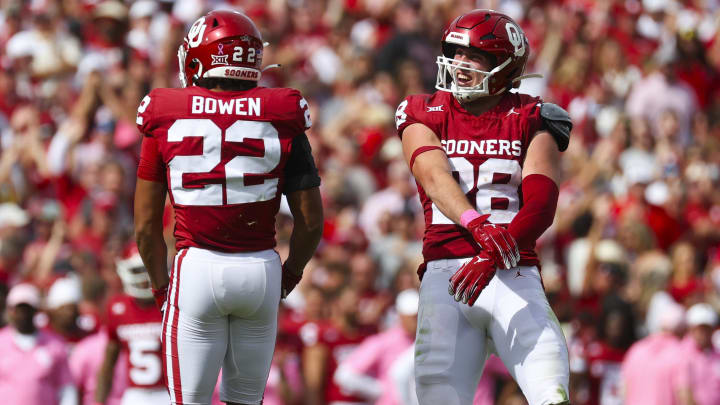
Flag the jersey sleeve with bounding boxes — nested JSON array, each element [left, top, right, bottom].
[[395, 95, 423, 139], [523, 97, 544, 145], [136, 90, 158, 136], [275, 88, 312, 135], [395, 94, 439, 140], [137, 136, 167, 183], [296, 91, 312, 132]]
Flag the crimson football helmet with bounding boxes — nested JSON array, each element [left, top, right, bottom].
[[178, 10, 268, 87], [116, 243, 152, 299], [436, 9, 535, 102]]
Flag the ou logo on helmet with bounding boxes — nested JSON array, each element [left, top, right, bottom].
[[187, 17, 207, 48], [505, 23, 525, 57]]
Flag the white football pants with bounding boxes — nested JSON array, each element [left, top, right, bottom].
[[415, 258, 570, 405], [162, 247, 282, 405]]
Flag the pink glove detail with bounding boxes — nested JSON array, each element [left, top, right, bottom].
[[460, 210, 484, 228]]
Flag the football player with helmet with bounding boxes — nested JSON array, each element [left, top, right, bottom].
[[96, 245, 167, 405], [133, 10, 323, 405], [397, 9, 572, 405]]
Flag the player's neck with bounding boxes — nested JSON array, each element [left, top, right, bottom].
[[459, 93, 504, 116]]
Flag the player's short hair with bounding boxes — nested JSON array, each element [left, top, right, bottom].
[[196, 77, 257, 91]]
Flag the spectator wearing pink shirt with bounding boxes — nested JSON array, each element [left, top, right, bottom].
[[69, 330, 128, 405], [673, 303, 720, 405], [0, 283, 78, 405], [334, 289, 419, 404], [621, 301, 685, 405], [263, 340, 304, 405]]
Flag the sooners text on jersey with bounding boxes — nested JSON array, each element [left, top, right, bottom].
[[396, 91, 543, 265], [136, 86, 311, 252], [106, 294, 164, 389]]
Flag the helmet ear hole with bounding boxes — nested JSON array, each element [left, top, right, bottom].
[[212, 18, 219, 27]]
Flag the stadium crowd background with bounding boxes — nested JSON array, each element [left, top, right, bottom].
[[0, 0, 719, 404]]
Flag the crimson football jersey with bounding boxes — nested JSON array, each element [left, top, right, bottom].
[[300, 321, 375, 403], [396, 91, 544, 265], [136, 86, 312, 252], [106, 294, 164, 389], [583, 341, 626, 405]]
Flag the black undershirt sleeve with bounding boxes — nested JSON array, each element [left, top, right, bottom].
[[283, 133, 321, 194]]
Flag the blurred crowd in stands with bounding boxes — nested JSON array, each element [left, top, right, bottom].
[[0, 0, 719, 404]]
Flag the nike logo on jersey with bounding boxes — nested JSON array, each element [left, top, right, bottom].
[[427, 105, 444, 112], [441, 139, 522, 157], [506, 107, 519, 116]]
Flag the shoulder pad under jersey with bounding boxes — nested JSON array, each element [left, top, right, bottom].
[[540, 103, 572, 152]]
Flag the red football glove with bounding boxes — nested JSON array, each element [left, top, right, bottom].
[[448, 251, 496, 306], [152, 286, 168, 312], [467, 217, 520, 270], [281, 263, 303, 299]]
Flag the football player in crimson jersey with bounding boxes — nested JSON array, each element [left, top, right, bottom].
[[302, 287, 376, 405], [133, 10, 323, 405], [96, 246, 168, 405], [397, 9, 572, 405]]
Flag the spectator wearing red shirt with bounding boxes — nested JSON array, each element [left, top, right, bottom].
[[302, 287, 375, 405], [668, 241, 705, 305]]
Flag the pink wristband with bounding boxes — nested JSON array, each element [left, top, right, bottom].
[[460, 209, 482, 228]]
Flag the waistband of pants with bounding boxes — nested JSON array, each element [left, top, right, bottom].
[[427, 257, 473, 271], [183, 247, 279, 263], [426, 257, 538, 273]]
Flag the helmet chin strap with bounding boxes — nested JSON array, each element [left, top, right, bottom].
[[513, 73, 543, 82], [262, 64, 281, 72], [452, 72, 544, 103]]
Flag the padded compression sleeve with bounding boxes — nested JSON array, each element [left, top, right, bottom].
[[507, 174, 559, 250], [283, 133, 321, 194]]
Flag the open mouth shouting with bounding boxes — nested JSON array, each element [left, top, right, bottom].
[[455, 70, 474, 86]]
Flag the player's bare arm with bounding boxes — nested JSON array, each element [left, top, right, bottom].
[[303, 343, 329, 405], [134, 178, 169, 308], [507, 131, 561, 248], [283, 186, 323, 297], [402, 122, 475, 224], [523, 131, 560, 187], [95, 339, 120, 404]]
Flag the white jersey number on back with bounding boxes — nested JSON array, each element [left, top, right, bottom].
[[167, 119, 280, 206]]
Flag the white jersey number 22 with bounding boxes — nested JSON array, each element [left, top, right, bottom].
[[167, 119, 281, 206]]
